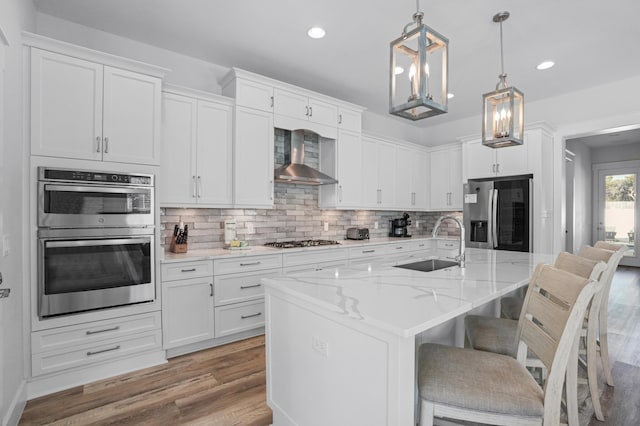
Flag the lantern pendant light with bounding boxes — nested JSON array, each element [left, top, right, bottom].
[[389, 0, 449, 120], [482, 11, 524, 148]]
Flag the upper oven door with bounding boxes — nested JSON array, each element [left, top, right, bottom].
[[38, 182, 154, 228]]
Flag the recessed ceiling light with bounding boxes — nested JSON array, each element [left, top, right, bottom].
[[307, 27, 326, 39], [447, 93, 455, 99], [394, 66, 404, 75], [536, 61, 555, 70]]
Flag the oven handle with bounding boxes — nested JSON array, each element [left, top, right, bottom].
[[45, 238, 150, 248], [43, 184, 147, 194]]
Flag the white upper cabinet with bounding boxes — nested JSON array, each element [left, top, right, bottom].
[[395, 145, 429, 211], [319, 129, 363, 209], [160, 89, 233, 207], [464, 139, 529, 180], [273, 88, 338, 127], [30, 48, 161, 165], [430, 144, 462, 211], [233, 106, 275, 207], [362, 136, 397, 209], [221, 68, 274, 112], [337, 106, 362, 132]]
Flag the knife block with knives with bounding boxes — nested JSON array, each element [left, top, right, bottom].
[[170, 223, 189, 253]]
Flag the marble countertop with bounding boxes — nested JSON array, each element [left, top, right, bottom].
[[160, 236, 453, 263], [262, 248, 554, 338]]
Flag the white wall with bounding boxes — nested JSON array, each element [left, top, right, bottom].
[[591, 142, 640, 164], [0, 1, 36, 424], [566, 141, 593, 253]]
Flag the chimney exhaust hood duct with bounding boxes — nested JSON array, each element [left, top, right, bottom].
[[274, 130, 338, 185]]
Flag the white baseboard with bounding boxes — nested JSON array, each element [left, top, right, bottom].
[[3, 379, 26, 426], [26, 350, 166, 399]]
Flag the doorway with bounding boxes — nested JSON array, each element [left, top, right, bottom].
[[594, 161, 639, 267]]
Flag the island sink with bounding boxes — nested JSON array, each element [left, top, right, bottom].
[[394, 258, 459, 272]]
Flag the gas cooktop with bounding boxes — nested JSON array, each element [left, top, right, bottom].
[[264, 239, 341, 249]]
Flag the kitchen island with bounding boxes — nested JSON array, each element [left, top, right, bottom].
[[262, 248, 554, 426]]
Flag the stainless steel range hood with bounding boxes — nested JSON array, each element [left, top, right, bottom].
[[274, 130, 338, 185]]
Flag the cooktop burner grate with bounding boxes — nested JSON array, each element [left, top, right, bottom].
[[264, 239, 341, 249]]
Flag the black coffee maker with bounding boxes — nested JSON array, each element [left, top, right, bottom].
[[389, 212, 411, 237]]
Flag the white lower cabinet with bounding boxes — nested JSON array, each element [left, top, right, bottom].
[[161, 260, 215, 349], [283, 248, 348, 273], [215, 300, 267, 338], [31, 311, 162, 376]]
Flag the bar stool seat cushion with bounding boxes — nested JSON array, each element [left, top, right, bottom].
[[418, 343, 544, 417]]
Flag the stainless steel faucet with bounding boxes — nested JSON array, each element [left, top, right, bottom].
[[432, 215, 466, 268]]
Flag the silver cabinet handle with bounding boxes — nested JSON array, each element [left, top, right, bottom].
[[309, 106, 313, 117], [87, 345, 120, 356], [241, 312, 262, 319], [240, 284, 262, 289], [269, 180, 274, 201], [396, 246, 403, 250], [96, 136, 102, 152], [86, 326, 120, 335], [104, 137, 109, 153], [209, 283, 213, 297], [181, 268, 196, 273], [240, 261, 261, 267], [197, 176, 202, 198], [192, 176, 197, 198], [270, 96, 274, 108], [305, 106, 309, 116], [492, 164, 496, 173], [496, 163, 500, 173], [338, 114, 343, 124], [338, 185, 343, 202], [362, 250, 375, 254]]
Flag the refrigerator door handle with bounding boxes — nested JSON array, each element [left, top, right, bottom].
[[492, 189, 499, 248], [487, 188, 494, 248]]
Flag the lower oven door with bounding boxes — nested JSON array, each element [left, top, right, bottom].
[[38, 231, 155, 318]]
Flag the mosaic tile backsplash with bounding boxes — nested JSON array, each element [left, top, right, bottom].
[[160, 129, 462, 249]]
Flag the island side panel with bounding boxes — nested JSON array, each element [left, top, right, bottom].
[[265, 288, 416, 426]]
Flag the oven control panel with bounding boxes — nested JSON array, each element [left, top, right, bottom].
[[39, 168, 153, 186]]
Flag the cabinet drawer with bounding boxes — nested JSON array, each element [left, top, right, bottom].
[[32, 329, 162, 377], [437, 239, 459, 257], [284, 259, 348, 275], [215, 301, 265, 337], [31, 312, 161, 354], [162, 260, 213, 281], [283, 248, 347, 268], [214, 254, 282, 275], [348, 245, 389, 259], [214, 268, 281, 306]]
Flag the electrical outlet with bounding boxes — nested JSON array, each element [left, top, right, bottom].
[[323, 222, 329, 232], [312, 336, 329, 357], [247, 222, 255, 234], [374, 221, 379, 229]]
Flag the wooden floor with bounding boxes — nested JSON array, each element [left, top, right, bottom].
[[20, 267, 640, 426]]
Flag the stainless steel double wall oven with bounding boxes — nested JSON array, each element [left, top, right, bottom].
[[37, 167, 156, 318]]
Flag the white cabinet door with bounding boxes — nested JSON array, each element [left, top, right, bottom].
[[413, 150, 430, 210], [273, 88, 308, 120], [395, 146, 414, 209], [495, 143, 529, 176], [308, 97, 338, 127], [102, 66, 161, 165], [448, 146, 463, 209], [30, 48, 103, 161], [160, 93, 197, 205], [465, 140, 497, 180], [430, 145, 463, 210], [378, 141, 397, 208], [196, 99, 233, 206], [362, 137, 380, 208], [336, 130, 362, 208], [233, 106, 275, 207], [337, 106, 362, 132], [234, 78, 274, 112], [162, 277, 214, 349]]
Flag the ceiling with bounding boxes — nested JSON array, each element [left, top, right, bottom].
[[33, 0, 640, 129]]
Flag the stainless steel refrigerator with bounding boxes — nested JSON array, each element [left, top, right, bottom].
[[463, 175, 533, 252]]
